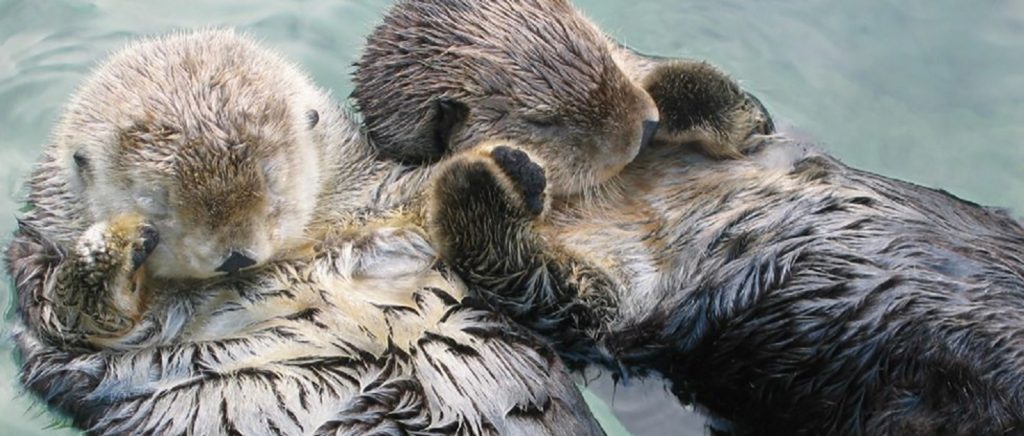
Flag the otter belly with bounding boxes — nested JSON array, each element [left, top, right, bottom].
[[13, 226, 601, 435]]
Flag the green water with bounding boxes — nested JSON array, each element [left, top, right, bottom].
[[0, 1, 1020, 435]]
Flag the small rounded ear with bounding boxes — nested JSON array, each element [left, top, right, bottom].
[[73, 149, 89, 169], [433, 98, 469, 156], [306, 109, 320, 129]]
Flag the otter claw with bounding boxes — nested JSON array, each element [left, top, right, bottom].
[[131, 224, 160, 270], [490, 146, 546, 216]]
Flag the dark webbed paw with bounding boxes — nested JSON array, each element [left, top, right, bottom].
[[642, 61, 775, 158], [428, 143, 550, 265], [489, 146, 546, 216]]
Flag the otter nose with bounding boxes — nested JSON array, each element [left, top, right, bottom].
[[216, 251, 257, 274], [641, 119, 660, 148]]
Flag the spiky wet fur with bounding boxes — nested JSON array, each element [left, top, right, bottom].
[[6, 30, 602, 435], [429, 136, 1024, 435], [350, 2, 1024, 433]]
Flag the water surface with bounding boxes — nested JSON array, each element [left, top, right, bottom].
[[1, 1, 1021, 434]]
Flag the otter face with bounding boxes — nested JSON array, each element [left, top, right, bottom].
[[52, 30, 330, 281], [355, 0, 659, 195], [73, 112, 321, 280]]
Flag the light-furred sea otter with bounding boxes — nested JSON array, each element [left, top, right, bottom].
[[6, 29, 603, 435], [356, 0, 1024, 434]]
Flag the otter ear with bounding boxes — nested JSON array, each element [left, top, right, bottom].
[[306, 109, 319, 129], [72, 149, 93, 187], [432, 98, 469, 156]]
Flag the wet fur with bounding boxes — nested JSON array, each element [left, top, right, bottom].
[[10, 223, 600, 435], [6, 30, 602, 435], [430, 137, 1024, 435], [351, 1, 1024, 434], [353, 0, 660, 195]]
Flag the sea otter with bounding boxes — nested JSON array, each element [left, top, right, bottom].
[[355, 1, 1024, 434], [6, 29, 603, 435]]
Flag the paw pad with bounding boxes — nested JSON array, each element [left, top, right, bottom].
[[490, 146, 546, 215]]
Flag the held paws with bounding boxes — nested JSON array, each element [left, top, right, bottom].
[[431, 143, 549, 221], [489, 146, 547, 216]]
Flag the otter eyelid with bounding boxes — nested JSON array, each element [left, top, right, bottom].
[[523, 115, 560, 128], [137, 197, 170, 217]]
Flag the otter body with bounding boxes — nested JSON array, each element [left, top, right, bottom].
[[355, 1, 1024, 434], [432, 137, 1024, 435], [7, 30, 602, 435], [438, 137, 1024, 434], [12, 223, 597, 435]]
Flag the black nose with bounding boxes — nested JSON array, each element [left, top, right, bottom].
[[641, 120, 660, 148], [216, 251, 257, 274]]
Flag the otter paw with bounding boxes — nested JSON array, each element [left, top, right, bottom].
[[642, 60, 774, 158], [60, 215, 159, 335], [429, 144, 549, 242], [131, 223, 160, 270], [77, 216, 160, 276], [489, 146, 547, 216]]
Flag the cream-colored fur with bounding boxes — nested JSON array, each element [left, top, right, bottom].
[[7, 29, 602, 435], [51, 29, 324, 279]]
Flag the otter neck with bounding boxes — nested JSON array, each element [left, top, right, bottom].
[[310, 120, 436, 230]]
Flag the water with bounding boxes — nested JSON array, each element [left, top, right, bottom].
[[0, 1, 1020, 435]]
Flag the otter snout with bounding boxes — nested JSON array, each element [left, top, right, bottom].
[[216, 250, 257, 274], [641, 119, 660, 148]]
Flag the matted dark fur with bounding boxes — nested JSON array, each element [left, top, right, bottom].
[[350, 1, 1024, 432], [430, 136, 1024, 435]]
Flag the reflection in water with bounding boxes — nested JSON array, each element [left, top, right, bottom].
[[1, 1, 1020, 435], [585, 372, 707, 435]]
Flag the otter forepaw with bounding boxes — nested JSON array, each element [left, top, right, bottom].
[[131, 223, 160, 270], [643, 61, 774, 158], [430, 144, 549, 222], [488, 145, 547, 216], [76, 216, 159, 275], [58, 215, 159, 336], [428, 144, 550, 261]]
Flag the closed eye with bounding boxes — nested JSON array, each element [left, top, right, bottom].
[[523, 114, 562, 129], [137, 195, 170, 218]]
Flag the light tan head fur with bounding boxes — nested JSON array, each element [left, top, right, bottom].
[[55, 29, 328, 279]]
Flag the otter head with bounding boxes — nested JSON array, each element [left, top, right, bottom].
[[354, 0, 659, 195], [71, 105, 321, 280], [61, 30, 327, 280]]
